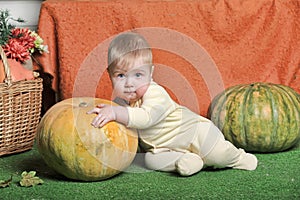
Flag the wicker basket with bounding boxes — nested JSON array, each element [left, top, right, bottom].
[[0, 46, 43, 156]]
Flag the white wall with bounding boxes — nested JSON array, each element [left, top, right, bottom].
[[0, 0, 44, 30]]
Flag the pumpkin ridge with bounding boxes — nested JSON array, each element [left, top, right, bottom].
[[262, 84, 279, 151], [220, 85, 245, 142], [228, 85, 245, 147], [275, 85, 291, 150], [245, 84, 260, 151], [208, 89, 225, 127], [275, 84, 300, 150], [209, 84, 241, 128], [223, 89, 238, 143], [240, 84, 254, 149], [214, 92, 226, 128]]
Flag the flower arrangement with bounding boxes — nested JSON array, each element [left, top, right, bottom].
[[0, 9, 48, 63]]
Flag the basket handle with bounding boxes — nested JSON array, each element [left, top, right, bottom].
[[0, 46, 12, 86]]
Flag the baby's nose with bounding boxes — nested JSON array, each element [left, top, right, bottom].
[[125, 78, 134, 87]]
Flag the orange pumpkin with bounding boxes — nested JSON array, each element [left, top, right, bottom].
[[36, 97, 138, 181]]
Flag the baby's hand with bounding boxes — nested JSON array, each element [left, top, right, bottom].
[[87, 104, 116, 128]]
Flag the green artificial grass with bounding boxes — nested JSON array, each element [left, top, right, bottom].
[[0, 141, 299, 200]]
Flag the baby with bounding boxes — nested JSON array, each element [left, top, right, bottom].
[[88, 32, 258, 176]]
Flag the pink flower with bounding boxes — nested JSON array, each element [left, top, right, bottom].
[[11, 28, 36, 50], [3, 38, 31, 62]]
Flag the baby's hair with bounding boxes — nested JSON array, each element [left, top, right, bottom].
[[108, 32, 152, 72]]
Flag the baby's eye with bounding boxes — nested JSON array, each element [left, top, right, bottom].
[[135, 73, 143, 78], [117, 74, 125, 78]]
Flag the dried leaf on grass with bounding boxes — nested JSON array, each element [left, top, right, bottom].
[[0, 175, 12, 188], [19, 171, 44, 187]]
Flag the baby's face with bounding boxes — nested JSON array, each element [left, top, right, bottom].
[[109, 57, 152, 104]]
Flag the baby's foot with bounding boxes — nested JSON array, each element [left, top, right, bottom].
[[234, 153, 258, 171], [175, 153, 203, 176]]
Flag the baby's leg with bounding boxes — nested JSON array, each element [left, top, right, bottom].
[[145, 151, 182, 172], [203, 136, 258, 170], [176, 152, 204, 176], [145, 151, 204, 176]]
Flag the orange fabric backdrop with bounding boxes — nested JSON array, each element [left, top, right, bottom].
[[36, 0, 300, 116]]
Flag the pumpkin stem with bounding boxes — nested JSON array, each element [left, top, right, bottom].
[[79, 102, 88, 107]]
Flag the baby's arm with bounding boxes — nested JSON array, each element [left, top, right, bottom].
[[87, 83, 175, 129], [87, 104, 128, 128]]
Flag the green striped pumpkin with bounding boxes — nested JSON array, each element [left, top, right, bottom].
[[208, 83, 300, 152]]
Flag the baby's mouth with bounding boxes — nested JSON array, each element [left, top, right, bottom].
[[124, 90, 136, 94]]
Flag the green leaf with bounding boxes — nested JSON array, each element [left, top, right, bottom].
[[0, 9, 25, 45], [0, 175, 12, 188], [20, 171, 44, 187]]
